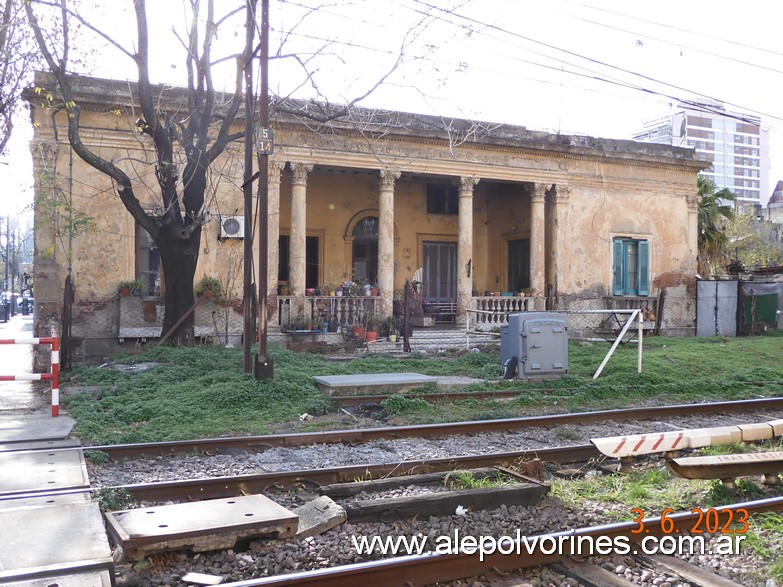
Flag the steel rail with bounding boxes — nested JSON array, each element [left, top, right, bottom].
[[92, 396, 783, 459], [214, 496, 783, 586], [329, 389, 543, 406], [112, 444, 599, 501]]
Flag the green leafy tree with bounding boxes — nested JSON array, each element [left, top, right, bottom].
[[724, 209, 783, 271], [697, 176, 735, 276]]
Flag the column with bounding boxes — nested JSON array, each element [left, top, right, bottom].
[[457, 176, 479, 326], [687, 193, 700, 272], [266, 158, 284, 304], [378, 169, 400, 318], [289, 163, 312, 315], [549, 185, 569, 309], [530, 183, 547, 297]]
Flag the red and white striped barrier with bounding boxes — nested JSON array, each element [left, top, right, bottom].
[[591, 431, 687, 458], [592, 418, 783, 458], [0, 336, 60, 417]]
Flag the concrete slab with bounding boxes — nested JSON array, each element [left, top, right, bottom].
[[314, 372, 436, 395], [0, 411, 75, 443], [0, 315, 40, 413], [105, 494, 298, 560], [0, 439, 81, 453], [0, 488, 92, 510], [738, 422, 774, 442], [293, 496, 346, 539], [769, 419, 783, 437], [2, 570, 113, 587], [0, 448, 89, 496], [435, 375, 485, 388], [0, 502, 112, 577]]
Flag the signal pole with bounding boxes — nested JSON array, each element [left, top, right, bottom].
[[254, 0, 272, 380], [241, 0, 257, 373]]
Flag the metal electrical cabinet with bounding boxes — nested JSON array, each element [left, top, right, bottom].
[[501, 312, 568, 380]]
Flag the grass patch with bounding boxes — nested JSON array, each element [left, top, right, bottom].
[[551, 467, 709, 521], [741, 513, 783, 583], [61, 334, 783, 444], [698, 442, 750, 456], [94, 488, 136, 512], [443, 471, 510, 490]]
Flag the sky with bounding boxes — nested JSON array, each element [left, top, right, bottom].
[[2, 0, 782, 217]]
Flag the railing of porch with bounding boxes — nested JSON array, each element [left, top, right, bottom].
[[276, 295, 379, 329], [471, 296, 537, 326]]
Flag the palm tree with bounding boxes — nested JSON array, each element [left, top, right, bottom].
[[697, 176, 735, 276]]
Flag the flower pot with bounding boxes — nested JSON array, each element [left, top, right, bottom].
[[352, 326, 365, 339], [370, 287, 379, 297], [119, 288, 130, 297], [336, 290, 343, 297], [366, 331, 378, 342], [388, 334, 397, 342]]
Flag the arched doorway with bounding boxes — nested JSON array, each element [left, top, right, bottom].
[[352, 216, 378, 283]]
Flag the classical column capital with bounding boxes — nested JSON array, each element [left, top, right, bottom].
[[379, 168, 401, 191], [459, 176, 480, 195], [554, 185, 571, 203], [686, 193, 701, 212], [290, 162, 314, 186], [532, 182, 548, 203], [268, 158, 285, 185]]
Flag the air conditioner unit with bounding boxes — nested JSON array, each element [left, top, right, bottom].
[[220, 216, 244, 239]]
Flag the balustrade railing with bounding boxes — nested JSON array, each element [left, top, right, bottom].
[[276, 295, 379, 330], [471, 296, 536, 327]]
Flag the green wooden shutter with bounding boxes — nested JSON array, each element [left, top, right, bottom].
[[612, 240, 624, 295], [638, 240, 649, 296]]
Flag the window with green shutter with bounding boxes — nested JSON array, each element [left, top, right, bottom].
[[612, 238, 649, 296]]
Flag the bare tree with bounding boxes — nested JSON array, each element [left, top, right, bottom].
[[26, 0, 255, 345], [0, 0, 41, 155]]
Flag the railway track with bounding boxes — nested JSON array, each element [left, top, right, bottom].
[[81, 397, 783, 585], [110, 444, 596, 501], [91, 396, 783, 460], [194, 496, 783, 587]]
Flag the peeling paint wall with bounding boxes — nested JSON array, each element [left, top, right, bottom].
[[26, 75, 703, 350]]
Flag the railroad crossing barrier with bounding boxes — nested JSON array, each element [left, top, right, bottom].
[[591, 419, 783, 458], [0, 336, 60, 417]]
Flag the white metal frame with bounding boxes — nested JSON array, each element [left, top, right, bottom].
[[465, 308, 643, 379]]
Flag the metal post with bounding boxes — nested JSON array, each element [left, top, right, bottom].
[[241, 0, 257, 373], [254, 0, 273, 380], [637, 308, 643, 374]]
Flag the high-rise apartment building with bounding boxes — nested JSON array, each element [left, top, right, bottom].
[[633, 102, 770, 207]]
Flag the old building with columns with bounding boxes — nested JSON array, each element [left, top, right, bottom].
[[25, 74, 703, 357]]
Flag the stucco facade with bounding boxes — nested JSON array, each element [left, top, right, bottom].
[[25, 74, 704, 357]]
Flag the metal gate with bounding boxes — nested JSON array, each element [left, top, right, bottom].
[[696, 280, 738, 337]]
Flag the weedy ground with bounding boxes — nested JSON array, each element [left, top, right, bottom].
[[62, 333, 783, 445]]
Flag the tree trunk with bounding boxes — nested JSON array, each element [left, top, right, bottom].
[[158, 225, 202, 346]]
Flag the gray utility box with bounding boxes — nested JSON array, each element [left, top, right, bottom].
[[501, 312, 568, 380]]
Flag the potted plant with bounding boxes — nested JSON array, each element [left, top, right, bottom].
[[195, 276, 222, 301], [279, 283, 290, 296], [118, 279, 143, 297], [384, 316, 401, 342], [522, 287, 535, 297]]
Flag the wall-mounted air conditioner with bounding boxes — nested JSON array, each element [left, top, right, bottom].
[[220, 216, 244, 239]]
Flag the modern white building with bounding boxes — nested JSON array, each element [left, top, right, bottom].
[[633, 102, 770, 207]]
